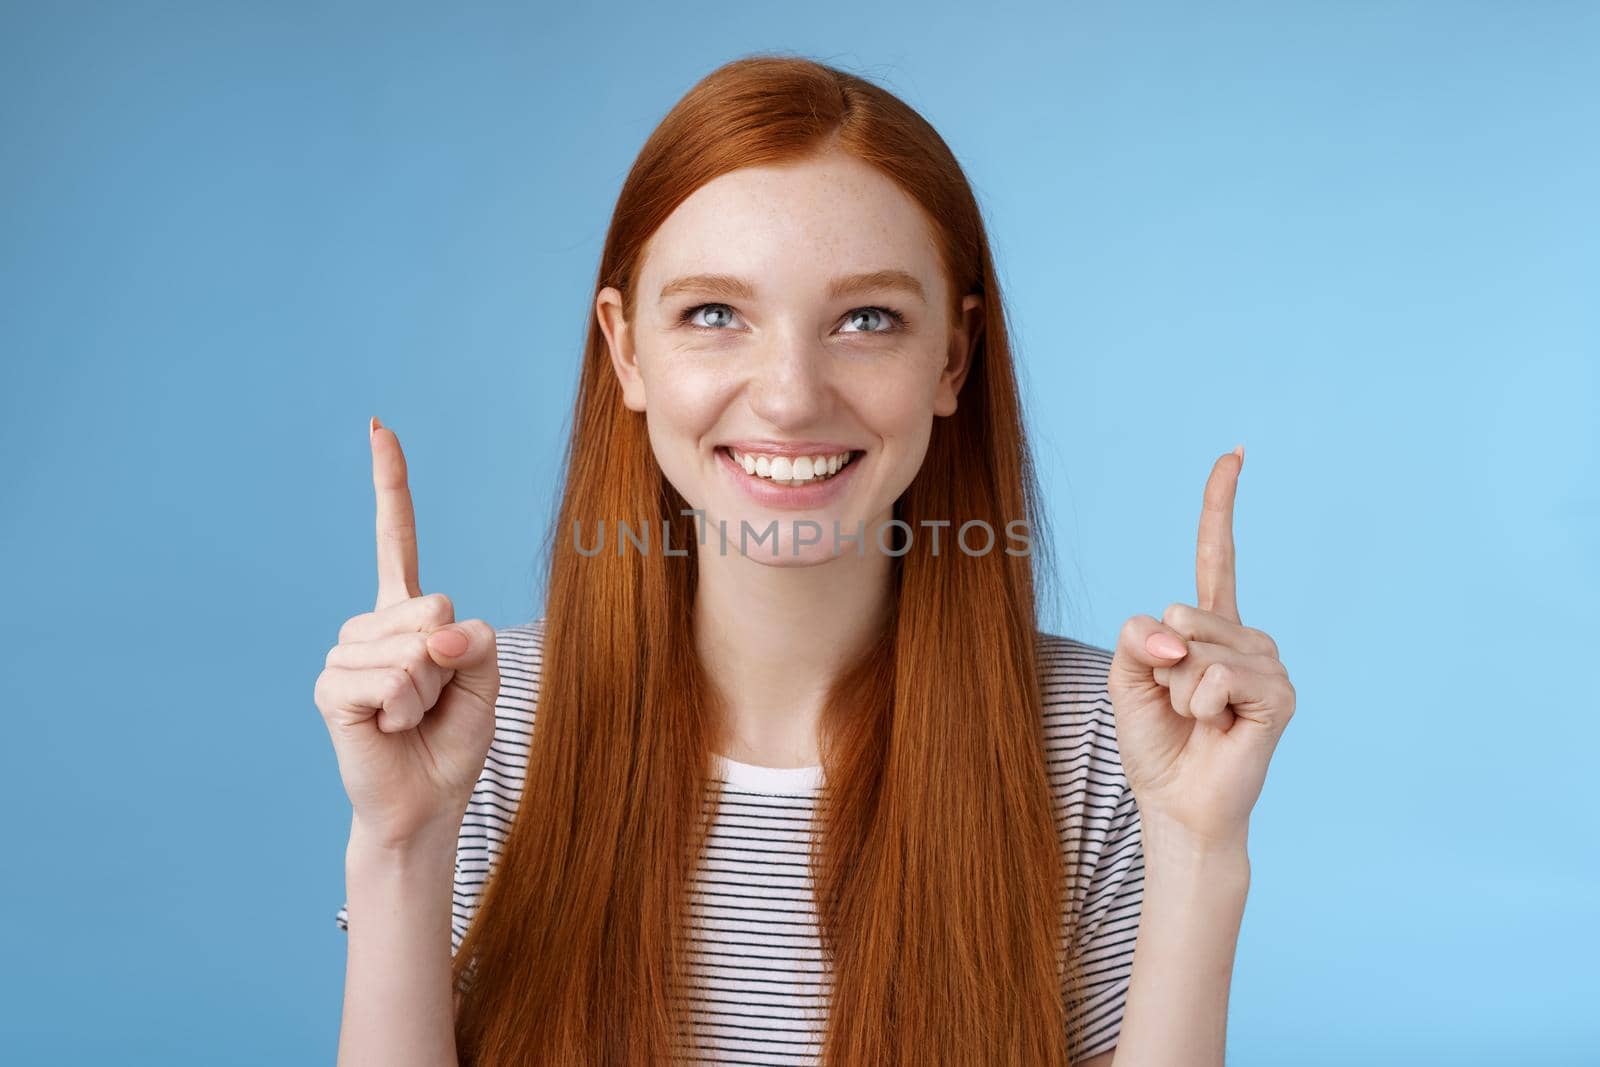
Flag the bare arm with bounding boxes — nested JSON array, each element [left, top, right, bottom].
[[1106, 819, 1249, 1066], [337, 817, 462, 1067], [319, 422, 501, 1066], [1103, 448, 1296, 1065]]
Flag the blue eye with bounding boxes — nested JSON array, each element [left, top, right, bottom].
[[838, 307, 908, 333], [675, 303, 909, 334], [679, 303, 740, 329]]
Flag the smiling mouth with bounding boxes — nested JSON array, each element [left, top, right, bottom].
[[721, 446, 861, 487]]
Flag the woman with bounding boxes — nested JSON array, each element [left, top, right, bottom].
[[319, 54, 1296, 1066]]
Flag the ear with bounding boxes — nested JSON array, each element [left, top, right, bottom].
[[933, 293, 983, 417], [596, 286, 648, 412]]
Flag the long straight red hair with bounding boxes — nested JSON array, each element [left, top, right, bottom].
[[451, 53, 1088, 1064]]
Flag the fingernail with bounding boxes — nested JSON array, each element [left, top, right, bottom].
[[428, 627, 469, 658], [1146, 632, 1187, 659], [370, 415, 382, 439], [1233, 443, 1244, 464]]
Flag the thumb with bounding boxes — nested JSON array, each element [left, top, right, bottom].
[[426, 620, 499, 707], [1109, 613, 1189, 697]]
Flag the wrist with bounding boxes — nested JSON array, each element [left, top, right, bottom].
[[347, 812, 462, 868], [1139, 812, 1251, 890]]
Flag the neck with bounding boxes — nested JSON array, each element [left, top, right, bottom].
[[693, 514, 894, 769]]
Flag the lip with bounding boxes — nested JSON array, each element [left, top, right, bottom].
[[716, 445, 863, 512], [720, 440, 861, 458]]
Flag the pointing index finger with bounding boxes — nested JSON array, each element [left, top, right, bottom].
[[371, 416, 422, 609], [1196, 444, 1243, 624]]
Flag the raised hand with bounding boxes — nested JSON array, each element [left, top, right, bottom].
[[313, 417, 500, 848], [1107, 446, 1296, 850]]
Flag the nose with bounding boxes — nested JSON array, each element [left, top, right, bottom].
[[744, 334, 832, 430]]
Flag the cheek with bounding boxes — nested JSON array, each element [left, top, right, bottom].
[[640, 357, 737, 443], [849, 350, 944, 431]]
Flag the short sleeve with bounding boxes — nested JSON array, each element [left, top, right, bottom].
[[1064, 776, 1144, 1059], [1039, 633, 1146, 1061], [332, 620, 545, 957]]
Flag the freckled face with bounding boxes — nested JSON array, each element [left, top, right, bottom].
[[595, 150, 980, 564]]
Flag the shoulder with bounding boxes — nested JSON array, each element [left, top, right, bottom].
[[1034, 630, 1115, 713], [493, 617, 547, 691], [472, 617, 547, 787], [489, 617, 546, 736], [446, 618, 546, 952], [1032, 629, 1137, 870], [1033, 630, 1119, 780]]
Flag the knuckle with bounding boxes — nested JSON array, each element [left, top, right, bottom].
[[1162, 602, 1188, 626], [1244, 626, 1279, 657], [380, 667, 412, 704], [422, 592, 455, 623], [403, 637, 433, 676], [338, 613, 367, 644], [1121, 613, 1156, 638]]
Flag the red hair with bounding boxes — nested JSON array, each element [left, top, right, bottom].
[[451, 53, 1087, 1064]]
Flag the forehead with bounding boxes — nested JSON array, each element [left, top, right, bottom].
[[638, 152, 943, 292]]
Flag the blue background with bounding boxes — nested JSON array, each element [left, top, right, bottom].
[[3, 2, 1595, 1062]]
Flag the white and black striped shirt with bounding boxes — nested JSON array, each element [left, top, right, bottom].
[[336, 619, 1144, 1062]]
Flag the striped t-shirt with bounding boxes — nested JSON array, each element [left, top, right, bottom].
[[335, 619, 1144, 1062]]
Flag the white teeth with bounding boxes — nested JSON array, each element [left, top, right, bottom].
[[726, 447, 855, 485]]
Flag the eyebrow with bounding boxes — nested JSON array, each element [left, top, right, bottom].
[[657, 269, 927, 306]]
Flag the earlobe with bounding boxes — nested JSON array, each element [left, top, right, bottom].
[[934, 293, 984, 417], [596, 286, 648, 412]]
